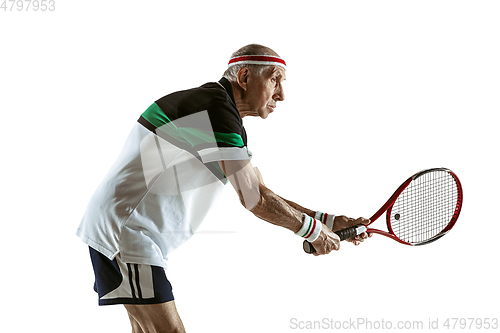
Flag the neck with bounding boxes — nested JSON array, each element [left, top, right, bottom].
[[229, 81, 253, 118]]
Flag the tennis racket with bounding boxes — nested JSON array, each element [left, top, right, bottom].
[[303, 168, 463, 253]]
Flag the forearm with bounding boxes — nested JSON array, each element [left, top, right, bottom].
[[249, 183, 304, 233], [277, 196, 316, 218], [221, 161, 314, 233], [253, 166, 315, 219]]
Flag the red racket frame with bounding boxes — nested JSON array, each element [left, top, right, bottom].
[[364, 168, 463, 246]]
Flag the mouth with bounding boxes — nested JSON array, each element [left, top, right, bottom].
[[267, 105, 276, 112]]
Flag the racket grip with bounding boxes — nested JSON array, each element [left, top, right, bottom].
[[303, 225, 368, 254], [336, 225, 367, 241]]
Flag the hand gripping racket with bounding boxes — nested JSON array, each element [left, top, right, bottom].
[[303, 168, 463, 253]]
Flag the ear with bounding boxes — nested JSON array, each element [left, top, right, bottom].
[[236, 67, 250, 91]]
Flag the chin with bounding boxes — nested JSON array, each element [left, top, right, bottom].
[[260, 112, 270, 119], [260, 108, 273, 119]]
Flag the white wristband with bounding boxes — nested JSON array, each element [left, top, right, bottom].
[[315, 211, 335, 230], [295, 213, 322, 243]]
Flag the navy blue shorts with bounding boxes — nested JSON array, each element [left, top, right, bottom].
[[89, 247, 175, 306]]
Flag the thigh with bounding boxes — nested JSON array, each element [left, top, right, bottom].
[[125, 301, 186, 333]]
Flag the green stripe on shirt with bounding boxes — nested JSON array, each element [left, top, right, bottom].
[[142, 102, 170, 129], [141, 103, 244, 148]]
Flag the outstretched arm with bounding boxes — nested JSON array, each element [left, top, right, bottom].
[[219, 159, 341, 254], [253, 165, 370, 244]]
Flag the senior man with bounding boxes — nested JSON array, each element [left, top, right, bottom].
[[77, 44, 370, 332]]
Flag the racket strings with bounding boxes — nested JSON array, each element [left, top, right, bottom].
[[390, 171, 459, 244]]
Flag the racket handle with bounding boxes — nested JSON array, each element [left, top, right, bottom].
[[303, 225, 368, 254], [336, 225, 367, 241]]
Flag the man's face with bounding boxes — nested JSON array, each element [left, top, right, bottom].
[[243, 67, 286, 119]]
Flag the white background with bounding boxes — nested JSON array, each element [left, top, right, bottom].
[[1, 0, 499, 332]]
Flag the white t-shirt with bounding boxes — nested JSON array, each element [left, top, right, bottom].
[[77, 79, 250, 267]]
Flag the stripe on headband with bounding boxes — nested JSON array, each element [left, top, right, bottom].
[[227, 55, 286, 69]]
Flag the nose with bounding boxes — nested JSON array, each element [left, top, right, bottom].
[[274, 83, 285, 102]]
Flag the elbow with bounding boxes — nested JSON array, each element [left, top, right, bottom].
[[238, 183, 265, 212]]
